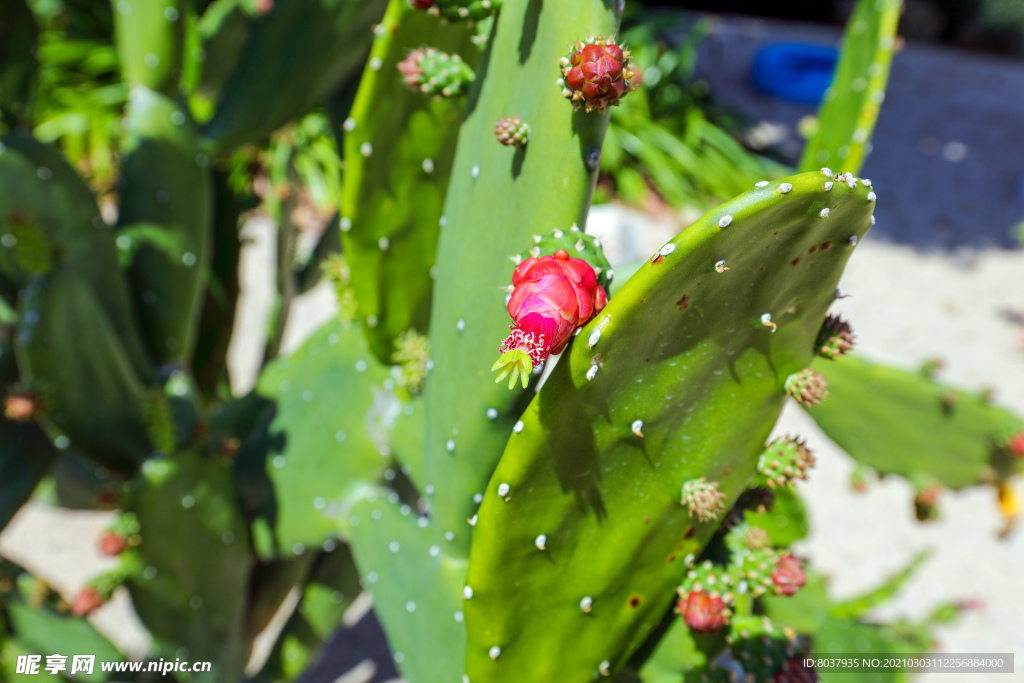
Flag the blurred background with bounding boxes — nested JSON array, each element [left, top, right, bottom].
[[1, 0, 1022, 681]]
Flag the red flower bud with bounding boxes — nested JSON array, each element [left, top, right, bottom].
[[678, 590, 728, 633], [71, 587, 106, 617], [772, 555, 807, 596], [559, 37, 636, 113], [493, 250, 606, 389]]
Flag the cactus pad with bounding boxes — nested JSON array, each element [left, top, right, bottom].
[[798, 0, 902, 174], [464, 170, 875, 682]]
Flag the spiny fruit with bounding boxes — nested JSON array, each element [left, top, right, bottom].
[[757, 438, 815, 489], [771, 555, 807, 597], [558, 36, 636, 113], [494, 116, 531, 147], [397, 47, 475, 99], [681, 478, 727, 522], [492, 249, 606, 389], [678, 589, 729, 634], [785, 369, 829, 408], [743, 525, 771, 550], [815, 314, 855, 359]]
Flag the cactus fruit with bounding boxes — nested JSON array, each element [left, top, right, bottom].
[[398, 47, 475, 98], [772, 556, 807, 597], [815, 314, 855, 359], [681, 478, 727, 522], [785, 369, 829, 407], [757, 438, 815, 489], [1007, 432, 1024, 458], [559, 36, 636, 113], [492, 249, 607, 389], [494, 116, 531, 146], [678, 590, 729, 634]]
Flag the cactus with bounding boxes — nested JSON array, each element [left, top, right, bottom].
[[203, 0, 389, 150], [0, 132, 155, 382], [14, 272, 156, 469], [464, 169, 875, 681], [423, 0, 624, 559], [252, 320, 401, 558], [0, 1, 999, 681], [116, 87, 212, 369], [112, 0, 188, 95], [122, 452, 254, 682], [805, 353, 1024, 527], [339, 0, 480, 362], [798, 0, 902, 174], [0, 346, 56, 532]]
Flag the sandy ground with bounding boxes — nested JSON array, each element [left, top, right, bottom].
[[2, 206, 1023, 681]]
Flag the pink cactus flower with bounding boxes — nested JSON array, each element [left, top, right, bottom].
[[492, 249, 606, 389], [678, 589, 728, 634], [772, 555, 807, 596]]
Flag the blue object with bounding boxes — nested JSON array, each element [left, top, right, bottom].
[[751, 43, 838, 104]]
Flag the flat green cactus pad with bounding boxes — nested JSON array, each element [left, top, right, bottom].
[[15, 272, 153, 470], [255, 320, 407, 558], [807, 354, 1024, 488], [117, 87, 211, 368], [464, 171, 876, 682], [424, 0, 622, 559], [124, 453, 253, 683], [203, 0, 388, 150], [799, 0, 901, 174], [340, 0, 479, 363], [345, 489, 469, 683], [0, 132, 154, 381]]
